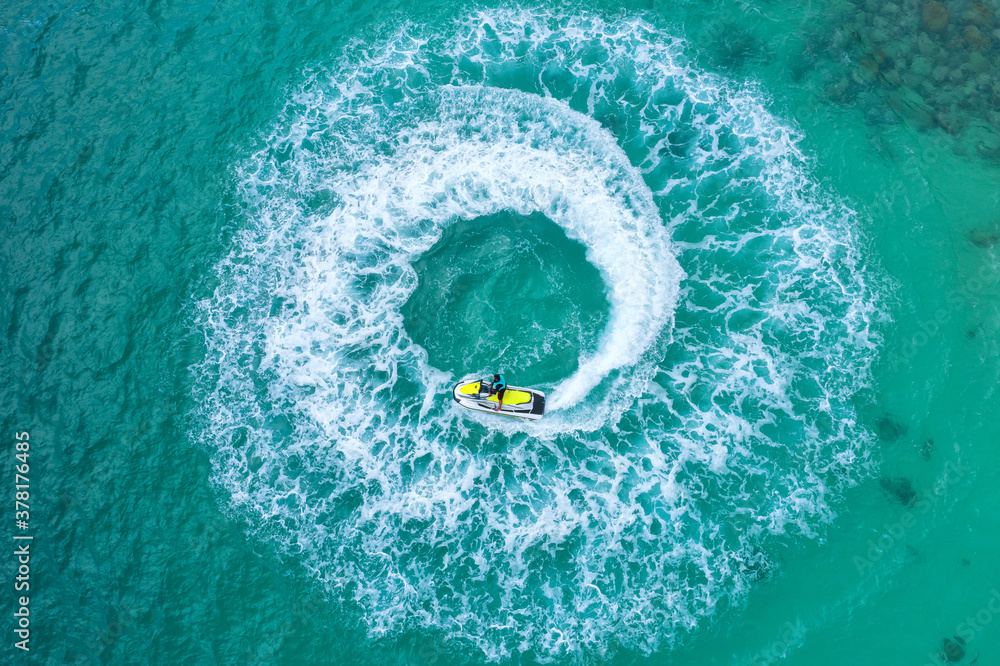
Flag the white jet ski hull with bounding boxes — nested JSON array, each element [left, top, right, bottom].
[[452, 379, 546, 420]]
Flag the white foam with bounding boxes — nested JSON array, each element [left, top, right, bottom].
[[192, 7, 880, 662], [324, 86, 678, 412]]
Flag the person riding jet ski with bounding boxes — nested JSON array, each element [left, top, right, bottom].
[[488, 373, 506, 411], [452, 375, 545, 420]]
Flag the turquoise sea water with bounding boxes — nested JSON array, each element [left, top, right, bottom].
[[2, 0, 999, 664]]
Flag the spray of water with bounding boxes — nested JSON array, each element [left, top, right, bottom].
[[193, 8, 879, 661]]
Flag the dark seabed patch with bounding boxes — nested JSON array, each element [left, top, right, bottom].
[[876, 415, 909, 441], [968, 224, 1000, 248], [941, 635, 966, 662], [880, 476, 918, 506], [802, 0, 1000, 160]]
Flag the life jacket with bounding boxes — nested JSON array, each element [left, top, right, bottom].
[[492, 374, 506, 391]]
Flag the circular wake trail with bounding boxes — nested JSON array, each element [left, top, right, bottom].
[[193, 7, 880, 662], [321, 86, 681, 413]]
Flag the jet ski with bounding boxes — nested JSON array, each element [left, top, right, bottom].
[[452, 378, 546, 420]]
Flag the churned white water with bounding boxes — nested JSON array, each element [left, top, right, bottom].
[[193, 8, 880, 661]]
